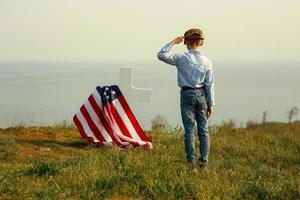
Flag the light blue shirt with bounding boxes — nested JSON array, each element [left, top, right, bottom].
[[157, 43, 215, 106]]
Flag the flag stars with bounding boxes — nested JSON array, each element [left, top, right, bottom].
[[100, 86, 119, 103]]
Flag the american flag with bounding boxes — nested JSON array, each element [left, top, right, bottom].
[[73, 85, 152, 148]]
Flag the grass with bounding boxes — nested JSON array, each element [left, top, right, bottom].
[[0, 138, 18, 161], [0, 122, 299, 199], [24, 161, 60, 177]]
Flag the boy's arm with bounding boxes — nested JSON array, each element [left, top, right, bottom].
[[157, 36, 184, 66], [204, 64, 215, 108]]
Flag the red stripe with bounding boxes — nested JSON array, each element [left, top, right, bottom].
[[88, 95, 122, 146], [118, 95, 149, 141], [88, 95, 114, 139], [131, 141, 140, 147], [106, 102, 137, 146], [73, 114, 87, 139], [109, 102, 146, 147], [73, 86, 151, 148], [110, 102, 133, 139], [80, 105, 105, 143], [101, 100, 130, 144], [73, 114, 97, 144]]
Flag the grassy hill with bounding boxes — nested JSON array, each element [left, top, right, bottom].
[[0, 121, 299, 200]]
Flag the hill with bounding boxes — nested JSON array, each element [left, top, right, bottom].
[[0, 122, 299, 199]]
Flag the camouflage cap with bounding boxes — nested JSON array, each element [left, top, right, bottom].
[[184, 28, 204, 40]]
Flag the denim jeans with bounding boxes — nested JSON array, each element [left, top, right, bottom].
[[180, 88, 210, 164]]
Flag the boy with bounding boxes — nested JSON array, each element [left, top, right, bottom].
[[157, 28, 215, 169]]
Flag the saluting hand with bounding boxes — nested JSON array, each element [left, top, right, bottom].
[[170, 36, 184, 45]]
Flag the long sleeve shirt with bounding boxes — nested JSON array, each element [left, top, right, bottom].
[[157, 43, 215, 106]]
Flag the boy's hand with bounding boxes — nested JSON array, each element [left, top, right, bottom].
[[207, 106, 213, 119], [170, 36, 184, 45]]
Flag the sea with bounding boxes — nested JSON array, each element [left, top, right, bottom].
[[0, 61, 299, 129]]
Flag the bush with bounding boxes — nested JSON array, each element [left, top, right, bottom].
[[218, 119, 237, 133], [209, 125, 223, 134], [150, 115, 170, 133], [246, 120, 259, 129]]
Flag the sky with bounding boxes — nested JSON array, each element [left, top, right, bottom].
[[0, 0, 299, 63]]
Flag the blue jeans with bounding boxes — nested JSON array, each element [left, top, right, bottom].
[[180, 88, 210, 164]]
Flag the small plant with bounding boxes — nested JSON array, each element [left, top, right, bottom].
[[52, 118, 74, 128], [209, 124, 222, 134], [95, 178, 115, 191], [219, 119, 236, 133], [240, 183, 270, 199], [150, 114, 170, 133], [95, 177, 116, 199], [246, 120, 259, 129], [287, 106, 299, 124], [6, 106, 34, 130], [262, 110, 268, 124], [25, 161, 59, 177]]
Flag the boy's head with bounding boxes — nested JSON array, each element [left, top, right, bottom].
[[184, 28, 204, 48]]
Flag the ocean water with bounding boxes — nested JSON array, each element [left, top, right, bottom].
[[0, 61, 299, 129]]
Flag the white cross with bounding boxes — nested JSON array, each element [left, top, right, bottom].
[[119, 67, 152, 103]]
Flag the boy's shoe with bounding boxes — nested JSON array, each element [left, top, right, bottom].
[[187, 163, 198, 174], [197, 158, 208, 168]]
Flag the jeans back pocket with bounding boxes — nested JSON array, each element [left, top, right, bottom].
[[197, 94, 208, 110]]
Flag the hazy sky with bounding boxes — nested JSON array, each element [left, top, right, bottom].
[[0, 0, 299, 62]]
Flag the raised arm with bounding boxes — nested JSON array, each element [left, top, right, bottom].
[[157, 36, 184, 66]]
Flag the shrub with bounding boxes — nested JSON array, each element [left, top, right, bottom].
[[262, 110, 268, 124], [246, 120, 259, 129], [150, 115, 170, 133], [209, 124, 222, 134], [218, 119, 237, 133], [287, 106, 299, 124]]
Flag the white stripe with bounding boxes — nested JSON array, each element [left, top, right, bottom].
[[103, 103, 141, 145], [92, 87, 146, 146], [114, 99, 142, 141], [92, 89, 129, 145], [92, 90, 126, 144], [92, 89, 115, 126], [103, 105, 131, 145], [84, 101, 113, 143], [76, 112, 100, 143], [112, 100, 145, 145], [92, 89, 102, 108], [92, 90, 119, 138]]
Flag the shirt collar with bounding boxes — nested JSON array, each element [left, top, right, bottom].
[[188, 49, 204, 55]]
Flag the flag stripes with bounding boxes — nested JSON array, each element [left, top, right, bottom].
[[73, 85, 152, 148]]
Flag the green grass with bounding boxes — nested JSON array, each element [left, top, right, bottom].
[[0, 122, 299, 199], [0, 138, 18, 161]]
